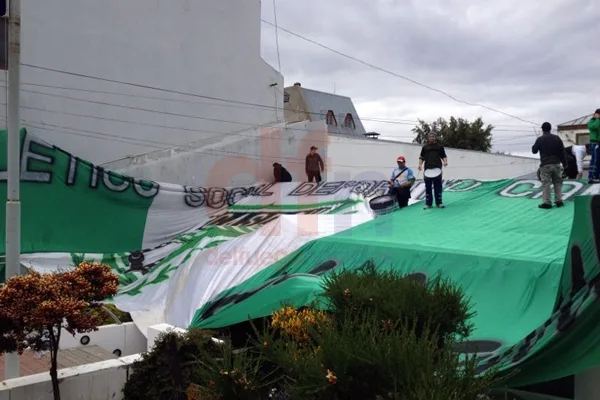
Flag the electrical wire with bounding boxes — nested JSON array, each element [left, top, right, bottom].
[[261, 19, 540, 126]]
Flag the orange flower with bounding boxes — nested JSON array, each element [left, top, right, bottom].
[[326, 369, 337, 384]]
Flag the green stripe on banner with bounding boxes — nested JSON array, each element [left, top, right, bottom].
[[0, 129, 155, 256]]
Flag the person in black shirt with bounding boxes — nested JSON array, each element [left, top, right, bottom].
[[532, 122, 566, 209], [273, 163, 292, 183], [418, 134, 448, 209]]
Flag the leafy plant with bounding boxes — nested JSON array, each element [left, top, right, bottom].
[[0, 262, 119, 400], [322, 261, 474, 342], [122, 328, 222, 400]]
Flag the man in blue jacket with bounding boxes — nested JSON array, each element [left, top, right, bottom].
[[388, 156, 415, 208]]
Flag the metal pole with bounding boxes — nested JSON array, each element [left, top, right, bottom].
[[4, 0, 21, 380]]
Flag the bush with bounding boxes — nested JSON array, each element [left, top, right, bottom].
[[93, 303, 133, 325], [184, 260, 504, 399], [122, 328, 222, 400], [322, 261, 474, 342]]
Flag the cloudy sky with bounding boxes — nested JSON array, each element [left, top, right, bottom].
[[259, 0, 599, 156]]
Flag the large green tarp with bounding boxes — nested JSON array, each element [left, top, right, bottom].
[[192, 179, 600, 387]]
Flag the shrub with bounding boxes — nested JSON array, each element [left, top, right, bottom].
[[93, 303, 133, 325], [122, 328, 222, 400], [322, 261, 474, 342]]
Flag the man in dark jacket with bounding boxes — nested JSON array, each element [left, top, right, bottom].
[[418, 134, 448, 209], [273, 163, 292, 182], [305, 146, 324, 182], [532, 122, 566, 209]]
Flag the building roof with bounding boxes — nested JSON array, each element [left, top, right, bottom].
[[290, 86, 367, 136], [0, 345, 117, 380], [558, 114, 593, 128]]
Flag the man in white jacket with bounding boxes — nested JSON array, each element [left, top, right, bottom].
[[564, 144, 591, 179]]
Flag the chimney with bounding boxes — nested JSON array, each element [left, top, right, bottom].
[[294, 82, 301, 87]]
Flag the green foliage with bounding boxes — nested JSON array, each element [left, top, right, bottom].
[[93, 303, 133, 325], [192, 341, 283, 400], [322, 261, 474, 341], [122, 328, 222, 400], [258, 311, 501, 400], [412, 116, 494, 152]]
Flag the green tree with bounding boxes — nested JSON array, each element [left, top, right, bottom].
[[412, 116, 494, 152]]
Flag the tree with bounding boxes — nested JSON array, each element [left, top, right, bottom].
[[412, 116, 494, 152], [0, 262, 119, 400]]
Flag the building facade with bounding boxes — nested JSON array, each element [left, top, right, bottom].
[[0, 0, 283, 164], [557, 114, 594, 146], [283, 83, 367, 137]]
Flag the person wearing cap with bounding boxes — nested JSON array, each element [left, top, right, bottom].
[[588, 109, 600, 183], [273, 163, 292, 183], [532, 122, 566, 209], [388, 156, 415, 208], [305, 146, 324, 182]]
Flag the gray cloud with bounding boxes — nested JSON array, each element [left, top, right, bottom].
[[260, 0, 600, 153]]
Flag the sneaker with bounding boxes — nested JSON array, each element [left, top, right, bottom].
[[436, 203, 445, 208], [423, 205, 432, 210], [555, 201, 564, 208], [539, 203, 552, 209]]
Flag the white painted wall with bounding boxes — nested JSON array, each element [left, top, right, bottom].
[[326, 136, 540, 182], [0, 0, 283, 164], [0, 355, 140, 400], [104, 120, 330, 187], [104, 120, 540, 187], [59, 322, 147, 358]]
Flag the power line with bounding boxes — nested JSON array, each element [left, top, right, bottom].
[[21, 119, 534, 170], [18, 87, 548, 138], [8, 78, 541, 130], [261, 19, 540, 127]]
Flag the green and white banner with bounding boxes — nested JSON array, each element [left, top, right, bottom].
[[4, 129, 600, 387]]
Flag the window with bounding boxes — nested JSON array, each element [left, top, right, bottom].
[[343, 113, 356, 129], [325, 110, 337, 127], [283, 91, 290, 103]]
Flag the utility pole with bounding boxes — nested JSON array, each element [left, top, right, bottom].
[[4, 0, 21, 380]]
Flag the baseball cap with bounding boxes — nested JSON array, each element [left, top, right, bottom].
[[397, 156, 406, 163]]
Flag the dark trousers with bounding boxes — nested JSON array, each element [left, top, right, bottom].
[[390, 186, 411, 208], [589, 143, 600, 180], [307, 171, 322, 182], [424, 175, 443, 206]]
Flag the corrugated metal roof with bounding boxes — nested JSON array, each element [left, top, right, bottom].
[[300, 88, 367, 136], [558, 114, 593, 127]]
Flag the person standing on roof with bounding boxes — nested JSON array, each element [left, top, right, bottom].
[[305, 146, 324, 183], [418, 134, 448, 209], [532, 122, 566, 209], [588, 109, 600, 184], [388, 156, 416, 208], [563, 144, 591, 180]]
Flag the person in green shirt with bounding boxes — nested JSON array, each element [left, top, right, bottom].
[[588, 109, 600, 183]]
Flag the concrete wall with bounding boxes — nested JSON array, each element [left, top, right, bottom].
[[59, 322, 147, 358], [106, 120, 540, 187], [104, 120, 330, 187], [0, 0, 283, 165], [0, 355, 140, 400], [326, 136, 539, 182]]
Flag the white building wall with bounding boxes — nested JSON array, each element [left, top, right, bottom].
[[104, 120, 540, 188], [0, 0, 283, 164], [327, 136, 540, 182]]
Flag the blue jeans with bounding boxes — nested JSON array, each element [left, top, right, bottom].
[[589, 143, 600, 180], [424, 175, 443, 206]]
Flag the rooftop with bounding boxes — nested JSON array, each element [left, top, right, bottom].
[[558, 114, 593, 128], [0, 346, 117, 380]]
